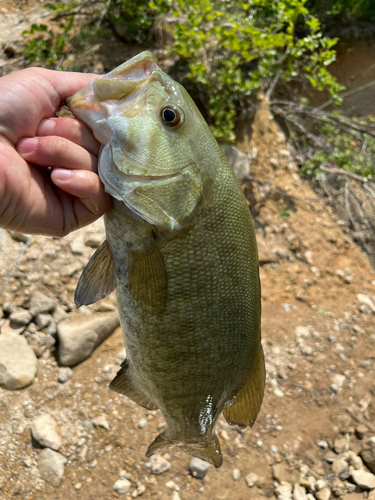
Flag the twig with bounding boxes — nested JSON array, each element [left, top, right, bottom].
[[346, 408, 375, 432], [272, 106, 332, 152], [265, 70, 281, 100], [271, 101, 375, 138], [321, 166, 375, 185], [316, 79, 375, 111], [0, 236, 32, 298]]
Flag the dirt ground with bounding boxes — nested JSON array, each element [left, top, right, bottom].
[[0, 5, 375, 500]]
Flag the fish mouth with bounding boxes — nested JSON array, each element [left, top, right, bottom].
[[67, 52, 159, 111]]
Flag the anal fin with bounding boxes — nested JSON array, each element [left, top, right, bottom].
[[109, 359, 158, 410], [75, 240, 116, 307], [223, 343, 265, 427]]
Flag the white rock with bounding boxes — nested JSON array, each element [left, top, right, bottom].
[[314, 487, 331, 500], [331, 458, 348, 476], [274, 388, 285, 398], [92, 415, 110, 430], [304, 251, 313, 265], [232, 468, 241, 480], [116, 347, 127, 365], [293, 483, 307, 500], [9, 308, 32, 326], [357, 294, 375, 312], [37, 448, 67, 486], [165, 480, 180, 491], [332, 374, 346, 388], [70, 234, 85, 255], [31, 414, 62, 450], [35, 313, 53, 329], [315, 479, 327, 491], [245, 472, 258, 487], [171, 492, 181, 500], [295, 326, 310, 338], [189, 457, 210, 479], [58, 312, 120, 366], [84, 233, 103, 248], [351, 469, 375, 489], [57, 366, 73, 383], [275, 481, 293, 497], [52, 306, 68, 324], [146, 454, 171, 475], [138, 418, 148, 429], [29, 292, 57, 317], [0, 332, 37, 389], [113, 479, 131, 495], [119, 470, 132, 480]]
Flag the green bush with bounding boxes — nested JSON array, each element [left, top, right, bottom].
[[172, 0, 344, 140]]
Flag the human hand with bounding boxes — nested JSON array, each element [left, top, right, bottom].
[[0, 67, 111, 237]]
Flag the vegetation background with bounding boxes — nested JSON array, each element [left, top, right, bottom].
[[20, 0, 375, 265]]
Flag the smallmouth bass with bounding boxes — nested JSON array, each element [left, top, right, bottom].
[[67, 51, 265, 467]]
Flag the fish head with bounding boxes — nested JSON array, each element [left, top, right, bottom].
[[67, 52, 215, 231]]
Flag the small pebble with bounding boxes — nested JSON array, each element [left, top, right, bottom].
[[274, 388, 285, 398], [232, 468, 241, 480], [138, 419, 148, 429], [58, 366, 73, 383], [245, 472, 258, 487], [113, 479, 131, 495]]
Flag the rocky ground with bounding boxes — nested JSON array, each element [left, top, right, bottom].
[[0, 5, 375, 500], [0, 95, 374, 500]]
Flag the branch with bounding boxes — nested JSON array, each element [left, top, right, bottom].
[[321, 166, 375, 185]]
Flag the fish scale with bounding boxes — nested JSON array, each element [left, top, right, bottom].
[[68, 51, 265, 467]]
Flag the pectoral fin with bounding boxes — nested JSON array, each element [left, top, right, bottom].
[[109, 359, 158, 410], [128, 236, 167, 315], [223, 344, 265, 427], [74, 240, 116, 308]]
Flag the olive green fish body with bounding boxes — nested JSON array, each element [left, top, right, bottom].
[[68, 52, 265, 467]]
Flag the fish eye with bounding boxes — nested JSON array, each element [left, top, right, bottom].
[[161, 105, 183, 127]]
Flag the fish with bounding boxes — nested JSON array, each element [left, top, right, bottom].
[[67, 51, 265, 468]]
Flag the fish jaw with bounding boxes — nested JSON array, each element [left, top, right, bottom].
[[66, 52, 159, 145]]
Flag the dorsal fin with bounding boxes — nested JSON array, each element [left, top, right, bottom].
[[74, 240, 116, 307]]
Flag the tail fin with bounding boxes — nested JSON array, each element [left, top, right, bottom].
[[146, 430, 223, 468], [179, 433, 223, 468]]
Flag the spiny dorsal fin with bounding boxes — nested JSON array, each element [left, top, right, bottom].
[[128, 236, 167, 315], [109, 359, 158, 410], [74, 240, 116, 308], [223, 344, 265, 428]]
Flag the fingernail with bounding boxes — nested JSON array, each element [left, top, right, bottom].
[[53, 168, 72, 181], [37, 119, 56, 136], [17, 138, 38, 155]]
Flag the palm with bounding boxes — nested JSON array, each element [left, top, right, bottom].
[[0, 67, 111, 236]]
